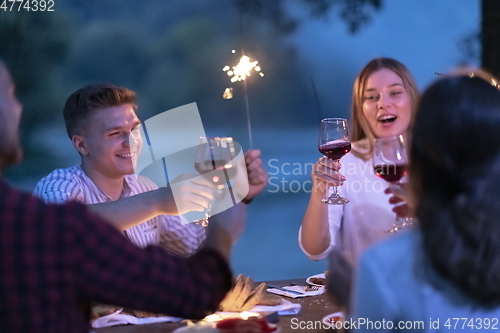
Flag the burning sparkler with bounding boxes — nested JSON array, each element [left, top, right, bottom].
[[223, 54, 264, 83], [222, 51, 264, 99], [222, 50, 264, 149]]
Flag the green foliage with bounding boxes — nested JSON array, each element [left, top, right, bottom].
[[234, 0, 382, 34], [66, 21, 150, 89], [0, 11, 72, 131], [0, 11, 73, 182]]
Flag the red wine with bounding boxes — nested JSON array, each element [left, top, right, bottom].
[[318, 141, 351, 160], [374, 164, 407, 182]]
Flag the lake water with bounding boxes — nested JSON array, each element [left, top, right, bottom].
[[229, 127, 328, 281]]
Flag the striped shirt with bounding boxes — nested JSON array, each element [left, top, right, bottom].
[[33, 164, 206, 256]]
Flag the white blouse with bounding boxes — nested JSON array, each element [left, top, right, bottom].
[[299, 140, 397, 264]]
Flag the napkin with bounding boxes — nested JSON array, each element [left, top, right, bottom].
[[266, 285, 325, 299], [250, 299, 301, 315], [91, 310, 182, 328]]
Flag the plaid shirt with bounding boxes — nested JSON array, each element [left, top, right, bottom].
[[33, 165, 206, 256], [0, 179, 232, 333]]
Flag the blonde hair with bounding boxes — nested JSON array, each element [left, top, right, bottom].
[[350, 58, 420, 158]]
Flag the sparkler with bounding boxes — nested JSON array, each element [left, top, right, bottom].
[[223, 54, 264, 83], [222, 51, 264, 149]]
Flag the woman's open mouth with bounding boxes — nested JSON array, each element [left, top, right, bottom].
[[378, 115, 397, 124]]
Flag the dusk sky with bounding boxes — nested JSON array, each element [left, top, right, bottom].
[[291, 0, 479, 118]]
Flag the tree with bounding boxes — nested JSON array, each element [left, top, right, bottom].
[[481, 0, 500, 79], [237, 0, 498, 81], [0, 11, 73, 182], [234, 0, 382, 34]]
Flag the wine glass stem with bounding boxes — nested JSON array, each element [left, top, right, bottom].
[[331, 159, 341, 197], [332, 185, 340, 198], [205, 201, 212, 219]]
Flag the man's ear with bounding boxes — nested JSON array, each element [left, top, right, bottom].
[[72, 135, 88, 155]]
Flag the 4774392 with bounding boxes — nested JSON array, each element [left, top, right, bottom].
[[1, 0, 55, 11]]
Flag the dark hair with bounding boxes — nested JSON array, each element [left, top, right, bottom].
[[410, 74, 500, 306], [63, 83, 137, 138]]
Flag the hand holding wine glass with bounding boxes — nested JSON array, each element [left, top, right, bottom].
[[318, 118, 351, 205], [372, 135, 414, 232], [193, 137, 236, 227]]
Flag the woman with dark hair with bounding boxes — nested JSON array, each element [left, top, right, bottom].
[[300, 58, 419, 265], [351, 73, 500, 331]]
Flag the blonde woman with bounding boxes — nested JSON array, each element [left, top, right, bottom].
[[353, 72, 500, 331], [299, 58, 419, 264]]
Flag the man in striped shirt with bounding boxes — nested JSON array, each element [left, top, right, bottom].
[[33, 84, 268, 256]]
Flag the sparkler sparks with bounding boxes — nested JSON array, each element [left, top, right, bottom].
[[222, 50, 264, 149], [222, 87, 233, 99], [223, 55, 264, 83]]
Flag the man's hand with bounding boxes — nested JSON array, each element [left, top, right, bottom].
[[243, 150, 268, 202], [158, 174, 215, 215]]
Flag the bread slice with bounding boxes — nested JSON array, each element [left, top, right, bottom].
[[220, 274, 245, 311], [132, 310, 169, 318], [240, 282, 266, 311], [91, 304, 120, 319], [258, 294, 282, 306], [232, 276, 253, 310]]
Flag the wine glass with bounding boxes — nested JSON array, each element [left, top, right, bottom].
[[318, 118, 351, 205], [193, 137, 236, 227], [372, 135, 414, 233]]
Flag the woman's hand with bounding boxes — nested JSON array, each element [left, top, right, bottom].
[[311, 157, 346, 193], [385, 183, 413, 217]]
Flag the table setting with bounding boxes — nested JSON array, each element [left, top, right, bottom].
[[93, 276, 341, 333]]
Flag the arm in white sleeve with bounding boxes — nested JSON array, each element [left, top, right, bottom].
[[299, 196, 344, 260]]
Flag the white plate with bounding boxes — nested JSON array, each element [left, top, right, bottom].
[[322, 311, 344, 326], [306, 273, 326, 286]]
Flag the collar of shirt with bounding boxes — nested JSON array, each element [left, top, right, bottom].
[[76, 164, 134, 202]]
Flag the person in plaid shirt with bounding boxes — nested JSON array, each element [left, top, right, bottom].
[[33, 83, 268, 256], [0, 61, 233, 332]]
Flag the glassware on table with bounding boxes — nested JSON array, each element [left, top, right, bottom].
[[318, 118, 351, 205], [193, 137, 236, 227], [372, 134, 415, 233]]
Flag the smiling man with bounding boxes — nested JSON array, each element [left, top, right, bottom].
[[34, 84, 267, 255]]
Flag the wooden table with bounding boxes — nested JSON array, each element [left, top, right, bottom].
[[94, 278, 341, 333]]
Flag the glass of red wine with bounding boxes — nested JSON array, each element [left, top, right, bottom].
[[318, 118, 351, 205], [193, 137, 236, 227], [372, 135, 414, 233]]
